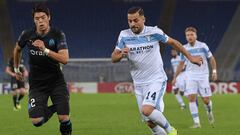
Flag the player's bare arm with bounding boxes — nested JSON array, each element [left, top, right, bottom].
[[5, 66, 16, 77], [111, 47, 129, 63], [32, 39, 69, 65], [167, 37, 203, 66], [23, 66, 29, 77], [13, 43, 23, 81], [209, 56, 217, 81]]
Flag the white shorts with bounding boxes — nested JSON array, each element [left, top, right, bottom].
[[185, 77, 212, 97], [175, 72, 187, 92], [134, 80, 167, 121]]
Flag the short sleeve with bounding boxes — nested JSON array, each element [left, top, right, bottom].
[[57, 31, 68, 50], [203, 43, 212, 58], [153, 27, 169, 43], [17, 30, 28, 48], [180, 53, 186, 61], [115, 31, 125, 50]]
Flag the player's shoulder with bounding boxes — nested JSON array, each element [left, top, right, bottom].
[[50, 27, 65, 36], [119, 28, 132, 37], [196, 40, 208, 48], [19, 28, 34, 38], [49, 27, 67, 42], [183, 43, 188, 48], [145, 26, 164, 34]]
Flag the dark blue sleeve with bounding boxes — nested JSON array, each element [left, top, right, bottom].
[[57, 31, 68, 50], [17, 30, 28, 48]]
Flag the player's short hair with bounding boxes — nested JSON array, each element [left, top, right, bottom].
[[128, 6, 144, 16], [185, 26, 197, 33], [32, 3, 50, 18]]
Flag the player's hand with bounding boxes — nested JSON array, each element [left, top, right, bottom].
[[189, 56, 203, 66], [15, 72, 23, 81], [11, 73, 16, 77], [212, 72, 217, 81], [32, 39, 45, 51], [122, 47, 129, 57]]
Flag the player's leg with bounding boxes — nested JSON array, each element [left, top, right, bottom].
[[186, 79, 201, 128], [141, 81, 177, 135], [174, 76, 186, 109], [135, 87, 166, 135], [28, 89, 55, 127], [17, 81, 26, 102], [173, 87, 185, 109], [11, 78, 19, 110], [147, 121, 167, 135], [15, 81, 26, 109], [51, 84, 72, 135], [12, 89, 19, 110], [198, 79, 214, 126], [58, 115, 72, 135]]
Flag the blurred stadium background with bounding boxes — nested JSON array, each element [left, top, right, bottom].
[[1, 0, 240, 87], [0, 0, 240, 135]]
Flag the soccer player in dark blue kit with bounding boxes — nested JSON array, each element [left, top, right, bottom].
[[5, 57, 28, 111], [13, 4, 72, 135]]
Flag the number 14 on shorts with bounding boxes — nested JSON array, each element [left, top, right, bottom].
[[146, 91, 157, 101]]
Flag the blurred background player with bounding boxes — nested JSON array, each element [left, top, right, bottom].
[[111, 7, 203, 135], [173, 26, 217, 128], [170, 49, 186, 110], [5, 56, 28, 110], [13, 4, 72, 135]]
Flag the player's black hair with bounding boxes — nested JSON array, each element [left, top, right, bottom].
[[127, 6, 144, 16], [32, 3, 50, 18]]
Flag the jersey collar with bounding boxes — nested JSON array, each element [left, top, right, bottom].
[[130, 25, 146, 36]]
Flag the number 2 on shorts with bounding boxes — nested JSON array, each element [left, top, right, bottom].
[[30, 98, 36, 108]]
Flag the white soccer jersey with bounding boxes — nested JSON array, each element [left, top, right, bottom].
[[115, 26, 169, 84], [171, 55, 182, 74], [181, 40, 213, 79]]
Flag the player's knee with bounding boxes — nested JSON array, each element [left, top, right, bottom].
[[31, 118, 44, 127], [58, 115, 70, 122], [188, 94, 197, 102], [203, 97, 210, 105], [146, 121, 156, 128], [20, 89, 26, 95], [142, 105, 154, 116]]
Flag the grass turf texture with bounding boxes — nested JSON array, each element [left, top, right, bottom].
[[0, 93, 240, 135]]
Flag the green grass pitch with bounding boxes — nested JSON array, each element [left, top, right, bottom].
[[0, 93, 240, 135]]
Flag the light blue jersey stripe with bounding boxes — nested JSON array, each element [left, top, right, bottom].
[[117, 33, 167, 49], [156, 81, 166, 111], [188, 48, 208, 57]]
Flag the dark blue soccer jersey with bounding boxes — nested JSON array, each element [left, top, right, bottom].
[[17, 27, 68, 86]]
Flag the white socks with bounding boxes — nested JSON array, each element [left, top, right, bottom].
[[151, 125, 167, 135], [189, 102, 200, 124], [175, 93, 185, 107], [148, 109, 173, 133], [204, 100, 213, 113]]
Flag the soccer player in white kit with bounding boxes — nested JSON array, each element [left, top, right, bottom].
[[170, 49, 186, 110], [111, 7, 203, 135], [173, 27, 217, 128]]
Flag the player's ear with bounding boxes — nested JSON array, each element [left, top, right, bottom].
[[48, 15, 51, 21], [143, 16, 146, 23]]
